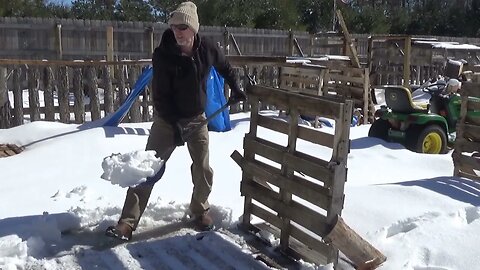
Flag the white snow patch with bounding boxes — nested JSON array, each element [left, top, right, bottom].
[[101, 150, 164, 187]]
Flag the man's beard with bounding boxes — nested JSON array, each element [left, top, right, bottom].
[[177, 37, 193, 47]]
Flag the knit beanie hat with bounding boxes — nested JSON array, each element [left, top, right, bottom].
[[168, 1, 200, 34]]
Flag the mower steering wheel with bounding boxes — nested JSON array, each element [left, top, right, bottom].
[[422, 82, 446, 94]]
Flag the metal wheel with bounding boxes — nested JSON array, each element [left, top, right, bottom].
[[421, 131, 443, 154]]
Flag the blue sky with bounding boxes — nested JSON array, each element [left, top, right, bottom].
[[50, 0, 72, 5]]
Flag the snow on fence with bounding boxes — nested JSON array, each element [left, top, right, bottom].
[[452, 78, 480, 181], [231, 83, 386, 268]]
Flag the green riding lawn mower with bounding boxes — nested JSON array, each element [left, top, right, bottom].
[[369, 61, 480, 154]]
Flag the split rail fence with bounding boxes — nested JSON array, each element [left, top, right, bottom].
[[231, 83, 353, 265], [452, 79, 480, 181]]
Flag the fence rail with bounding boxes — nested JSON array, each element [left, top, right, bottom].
[[2, 17, 480, 62], [0, 54, 434, 129], [0, 57, 289, 128], [0, 60, 153, 128], [3, 16, 480, 90]]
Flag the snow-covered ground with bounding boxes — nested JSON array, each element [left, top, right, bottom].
[[0, 111, 479, 270]]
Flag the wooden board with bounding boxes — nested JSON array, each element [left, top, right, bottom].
[[253, 222, 330, 266], [0, 144, 24, 158], [240, 180, 330, 237]]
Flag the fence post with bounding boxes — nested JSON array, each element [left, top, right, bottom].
[[107, 26, 114, 61], [403, 36, 411, 88], [288, 29, 294, 56], [147, 26, 155, 54], [43, 67, 55, 121], [58, 66, 70, 123], [310, 34, 315, 57], [223, 26, 230, 56], [128, 66, 142, 122], [0, 67, 11, 128], [12, 68, 23, 126], [223, 26, 230, 105], [27, 68, 41, 122], [72, 68, 84, 123], [102, 66, 114, 114], [86, 66, 101, 121], [117, 65, 127, 108], [55, 23, 63, 60], [107, 26, 114, 78]]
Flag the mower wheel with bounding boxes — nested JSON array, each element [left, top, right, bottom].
[[406, 124, 447, 154], [368, 119, 391, 141]]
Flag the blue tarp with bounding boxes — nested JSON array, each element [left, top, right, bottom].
[[205, 67, 231, 132]]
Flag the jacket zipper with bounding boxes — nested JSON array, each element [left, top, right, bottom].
[[191, 55, 199, 105]]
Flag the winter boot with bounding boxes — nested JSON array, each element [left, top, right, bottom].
[[105, 222, 133, 241], [193, 212, 214, 231]]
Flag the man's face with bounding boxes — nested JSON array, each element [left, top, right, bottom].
[[170, 24, 195, 47]]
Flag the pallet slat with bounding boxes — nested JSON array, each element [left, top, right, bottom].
[[241, 180, 330, 237], [234, 152, 331, 210], [257, 115, 334, 147], [247, 84, 344, 120], [243, 136, 333, 185], [254, 222, 330, 266]]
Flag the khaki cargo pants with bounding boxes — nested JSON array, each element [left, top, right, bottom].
[[119, 114, 213, 230]]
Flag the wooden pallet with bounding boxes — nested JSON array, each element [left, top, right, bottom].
[[0, 144, 24, 158], [238, 222, 329, 268]]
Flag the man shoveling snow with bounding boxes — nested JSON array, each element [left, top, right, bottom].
[[103, 1, 247, 241]]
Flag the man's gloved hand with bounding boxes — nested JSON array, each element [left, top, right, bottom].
[[173, 122, 185, 146], [227, 91, 247, 105]]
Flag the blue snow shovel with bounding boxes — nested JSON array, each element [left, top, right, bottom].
[[102, 66, 153, 127]]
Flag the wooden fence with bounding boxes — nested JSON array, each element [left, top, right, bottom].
[[231, 83, 353, 265], [0, 59, 153, 128], [0, 56, 378, 128], [2, 17, 480, 69], [368, 35, 480, 86], [319, 62, 373, 124], [277, 62, 373, 125], [0, 57, 285, 128], [452, 79, 480, 181], [0, 17, 311, 60]]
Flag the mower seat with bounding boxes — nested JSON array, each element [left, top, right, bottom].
[[384, 86, 429, 114]]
